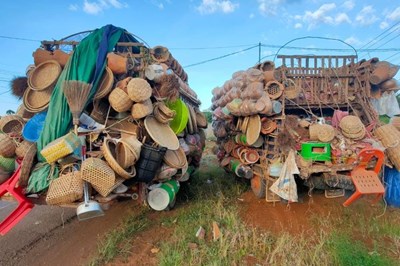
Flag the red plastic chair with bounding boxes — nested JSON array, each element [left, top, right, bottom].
[[0, 163, 34, 235], [343, 148, 385, 207]]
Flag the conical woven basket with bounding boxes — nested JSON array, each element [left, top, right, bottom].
[[127, 78, 152, 102], [109, 87, 133, 112], [0, 115, 25, 135], [28, 60, 61, 91], [0, 134, 16, 157], [375, 124, 400, 170], [131, 99, 153, 119]]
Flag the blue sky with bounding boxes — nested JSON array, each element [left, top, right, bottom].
[[0, 0, 399, 113]]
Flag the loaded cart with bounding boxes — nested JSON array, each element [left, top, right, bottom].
[[0, 25, 208, 235], [212, 52, 400, 203]]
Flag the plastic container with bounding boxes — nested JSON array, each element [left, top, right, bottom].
[[135, 144, 167, 183], [301, 142, 331, 162], [22, 111, 47, 142], [383, 166, 400, 208], [148, 180, 180, 211]]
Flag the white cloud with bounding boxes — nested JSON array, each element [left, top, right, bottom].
[[258, 0, 284, 16], [342, 0, 355, 11], [355, 6, 378, 26], [150, 0, 166, 10], [380, 21, 389, 29], [294, 23, 302, 29], [387, 7, 400, 21], [249, 13, 255, 19], [335, 13, 351, 24], [344, 36, 361, 46], [197, 0, 239, 14], [69, 4, 79, 11], [303, 3, 336, 29], [82, 0, 128, 15]]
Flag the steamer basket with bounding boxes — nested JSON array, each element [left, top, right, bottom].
[[28, 60, 61, 91], [46, 169, 83, 205], [101, 138, 136, 179], [0, 115, 25, 135], [265, 80, 284, 100], [108, 87, 133, 112], [94, 67, 114, 100], [0, 134, 16, 157], [81, 157, 116, 190], [375, 124, 400, 170], [127, 78, 152, 102], [23, 86, 53, 112]]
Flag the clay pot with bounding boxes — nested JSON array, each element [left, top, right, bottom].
[[107, 53, 127, 74]]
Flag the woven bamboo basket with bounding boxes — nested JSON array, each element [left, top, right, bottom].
[[81, 157, 116, 191], [127, 78, 152, 102], [283, 79, 300, 99], [0, 115, 25, 135], [339, 115, 364, 134], [23, 86, 53, 112], [19, 143, 37, 187], [92, 177, 124, 197], [46, 166, 83, 205], [16, 104, 35, 120], [118, 136, 142, 159], [390, 116, 400, 131], [0, 156, 15, 172], [375, 124, 400, 170], [116, 140, 137, 169], [265, 80, 284, 100], [317, 124, 335, 142], [0, 134, 16, 157], [94, 67, 114, 100], [131, 99, 153, 119], [90, 100, 110, 124], [15, 140, 35, 158], [109, 87, 133, 112], [28, 60, 61, 91], [309, 124, 322, 141], [101, 138, 136, 179], [40, 132, 81, 164]]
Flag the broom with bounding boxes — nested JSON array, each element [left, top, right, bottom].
[[62, 80, 92, 134]]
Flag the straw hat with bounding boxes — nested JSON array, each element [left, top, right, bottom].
[[131, 99, 153, 119], [28, 60, 61, 91], [127, 78, 152, 102], [163, 147, 187, 168], [144, 116, 179, 150], [265, 80, 284, 100], [23, 86, 53, 112], [246, 115, 261, 146], [108, 88, 133, 112], [101, 138, 136, 179], [94, 67, 114, 99]]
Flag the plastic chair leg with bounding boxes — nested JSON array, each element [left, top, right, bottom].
[[343, 191, 361, 207], [0, 201, 33, 236]]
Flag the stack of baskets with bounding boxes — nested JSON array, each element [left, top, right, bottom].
[[339, 115, 366, 140]]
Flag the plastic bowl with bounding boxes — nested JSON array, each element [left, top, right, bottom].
[[22, 111, 47, 142]]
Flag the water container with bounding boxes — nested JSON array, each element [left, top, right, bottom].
[[135, 144, 167, 183]]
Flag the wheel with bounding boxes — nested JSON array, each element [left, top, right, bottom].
[[251, 174, 266, 198]]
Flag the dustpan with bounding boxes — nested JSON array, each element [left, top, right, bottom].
[[77, 179, 104, 221]]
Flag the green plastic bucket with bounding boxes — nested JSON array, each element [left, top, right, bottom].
[[148, 180, 180, 211], [166, 99, 189, 134]]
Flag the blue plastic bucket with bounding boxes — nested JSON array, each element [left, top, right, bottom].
[[22, 111, 47, 142]]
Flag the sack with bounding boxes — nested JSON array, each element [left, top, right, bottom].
[[384, 166, 400, 208], [26, 163, 59, 194]]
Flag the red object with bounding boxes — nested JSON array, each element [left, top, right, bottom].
[[343, 148, 385, 207], [0, 164, 34, 235]]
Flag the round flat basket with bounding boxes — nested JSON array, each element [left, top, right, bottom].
[[265, 80, 284, 100], [28, 60, 61, 91], [144, 116, 179, 150], [94, 67, 114, 100], [23, 87, 52, 112], [241, 116, 250, 134], [246, 115, 261, 146], [163, 147, 187, 168], [0, 115, 25, 135], [101, 138, 136, 179], [317, 124, 336, 142], [166, 99, 189, 135]]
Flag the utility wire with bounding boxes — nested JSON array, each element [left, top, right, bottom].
[[170, 43, 258, 50], [358, 21, 400, 50], [184, 45, 259, 68], [0, 35, 40, 42]]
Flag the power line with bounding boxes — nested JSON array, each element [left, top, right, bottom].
[[170, 43, 258, 50], [358, 21, 400, 50], [383, 51, 400, 61], [0, 35, 40, 42], [184, 45, 259, 68]]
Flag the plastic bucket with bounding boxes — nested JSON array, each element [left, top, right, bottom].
[[148, 180, 180, 211], [135, 144, 167, 183], [22, 111, 47, 142]]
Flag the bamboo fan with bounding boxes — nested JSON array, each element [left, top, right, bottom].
[[63, 80, 92, 133]]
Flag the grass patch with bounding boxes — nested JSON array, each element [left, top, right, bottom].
[[88, 209, 149, 266]]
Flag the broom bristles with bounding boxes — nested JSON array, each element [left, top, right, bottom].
[[63, 80, 92, 126]]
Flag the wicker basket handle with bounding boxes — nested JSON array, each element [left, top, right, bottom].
[[60, 162, 80, 175]]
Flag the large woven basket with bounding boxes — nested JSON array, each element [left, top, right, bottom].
[[0, 115, 25, 135], [40, 132, 81, 164], [101, 138, 136, 179], [81, 157, 116, 191], [94, 67, 114, 100], [28, 60, 61, 91], [127, 78, 152, 102], [109, 87, 133, 112], [0, 134, 16, 157], [16, 140, 35, 158], [92, 177, 124, 197], [375, 124, 400, 170], [46, 166, 83, 205], [23, 86, 53, 112], [116, 140, 137, 169], [131, 99, 153, 119]]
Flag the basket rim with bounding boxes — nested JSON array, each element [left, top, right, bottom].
[[102, 137, 136, 179], [94, 67, 114, 100], [28, 60, 61, 91]]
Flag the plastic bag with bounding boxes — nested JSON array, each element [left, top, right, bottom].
[[384, 166, 400, 208]]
